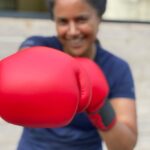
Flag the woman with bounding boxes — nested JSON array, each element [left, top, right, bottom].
[[17, 0, 138, 149]]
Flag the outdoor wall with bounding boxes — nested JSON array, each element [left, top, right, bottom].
[[0, 0, 150, 21], [0, 0, 16, 10], [0, 0, 47, 11], [18, 0, 47, 12], [104, 0, 150, 21]]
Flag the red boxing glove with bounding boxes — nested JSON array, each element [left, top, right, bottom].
[[0, 46, 91, 128], [76, 58, 116, 131]]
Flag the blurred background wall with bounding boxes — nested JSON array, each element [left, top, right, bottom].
[[104, 0, 150, 21], [0, 0, 150, 21], [0, 0, 47, 12]]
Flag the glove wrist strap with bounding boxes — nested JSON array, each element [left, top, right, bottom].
[[88, 100, 116, 131]]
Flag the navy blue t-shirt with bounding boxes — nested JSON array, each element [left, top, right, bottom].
[[17, 36, 135, 150]]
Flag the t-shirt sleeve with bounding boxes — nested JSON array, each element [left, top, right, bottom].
[[108, 60, 136, 100], [18, 36, 48, 50]]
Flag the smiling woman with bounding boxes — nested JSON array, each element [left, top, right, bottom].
[[53, 0, 100, 58], [0, 0, 138, 150]]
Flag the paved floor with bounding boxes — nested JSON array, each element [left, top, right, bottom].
[[0, 17, 150, 150]]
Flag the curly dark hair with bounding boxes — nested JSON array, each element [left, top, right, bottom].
[[47, 0, 107, 20]]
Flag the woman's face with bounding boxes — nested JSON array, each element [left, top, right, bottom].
[[53, 0, 100, 58]]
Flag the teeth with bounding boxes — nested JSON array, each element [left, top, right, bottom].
[[69, 38, 83, 46]]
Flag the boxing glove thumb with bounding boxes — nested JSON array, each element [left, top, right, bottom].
[[76, 57, 116, 131]]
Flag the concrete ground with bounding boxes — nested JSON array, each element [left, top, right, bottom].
[[0, 16, 150, 150]]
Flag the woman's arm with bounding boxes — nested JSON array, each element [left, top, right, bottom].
[[99, 98, 138, 150]]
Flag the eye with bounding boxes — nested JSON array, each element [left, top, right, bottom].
[[76, 16, 89, 23], [56, 18, 68, 25]]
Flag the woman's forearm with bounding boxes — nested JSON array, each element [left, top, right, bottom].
[[99, 121, 137, 150]]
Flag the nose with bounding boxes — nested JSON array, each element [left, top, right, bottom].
[[67, 22, 80, 37]]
